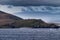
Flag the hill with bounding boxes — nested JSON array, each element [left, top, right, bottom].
[[0, 11, 59, 28], [12, 19, 59, 28], [0, 11, 23, 28]]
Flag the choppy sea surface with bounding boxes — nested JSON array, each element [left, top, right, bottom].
[[0, 28, 60, 40]]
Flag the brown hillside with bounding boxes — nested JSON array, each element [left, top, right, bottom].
[[0, 11, 23, 27]]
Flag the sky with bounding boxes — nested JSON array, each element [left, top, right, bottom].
[[0, 0, 60, 23]]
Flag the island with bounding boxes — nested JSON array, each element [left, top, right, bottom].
[[0, 11, 59, 28]]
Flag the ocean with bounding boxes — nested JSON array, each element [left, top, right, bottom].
[[0, 28, 60, 40]]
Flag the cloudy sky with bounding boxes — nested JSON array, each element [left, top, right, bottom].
[[0, 0, 60, 23]]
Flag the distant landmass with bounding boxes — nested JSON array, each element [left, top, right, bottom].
[[0, 11, 59, 28]]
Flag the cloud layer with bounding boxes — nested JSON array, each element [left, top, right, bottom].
[[13, 6, 60, 22], [0, 0, 60, 6]]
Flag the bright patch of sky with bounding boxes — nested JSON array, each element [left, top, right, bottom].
[[0, 5, 23, 13]]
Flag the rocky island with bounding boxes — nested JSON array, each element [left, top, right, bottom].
[[0, 11, 59, 28]]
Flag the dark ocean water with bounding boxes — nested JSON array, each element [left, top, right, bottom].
[[0, 28, 60, 40]]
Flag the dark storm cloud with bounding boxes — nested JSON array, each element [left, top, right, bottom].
[[0, 0, 60, 6]]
